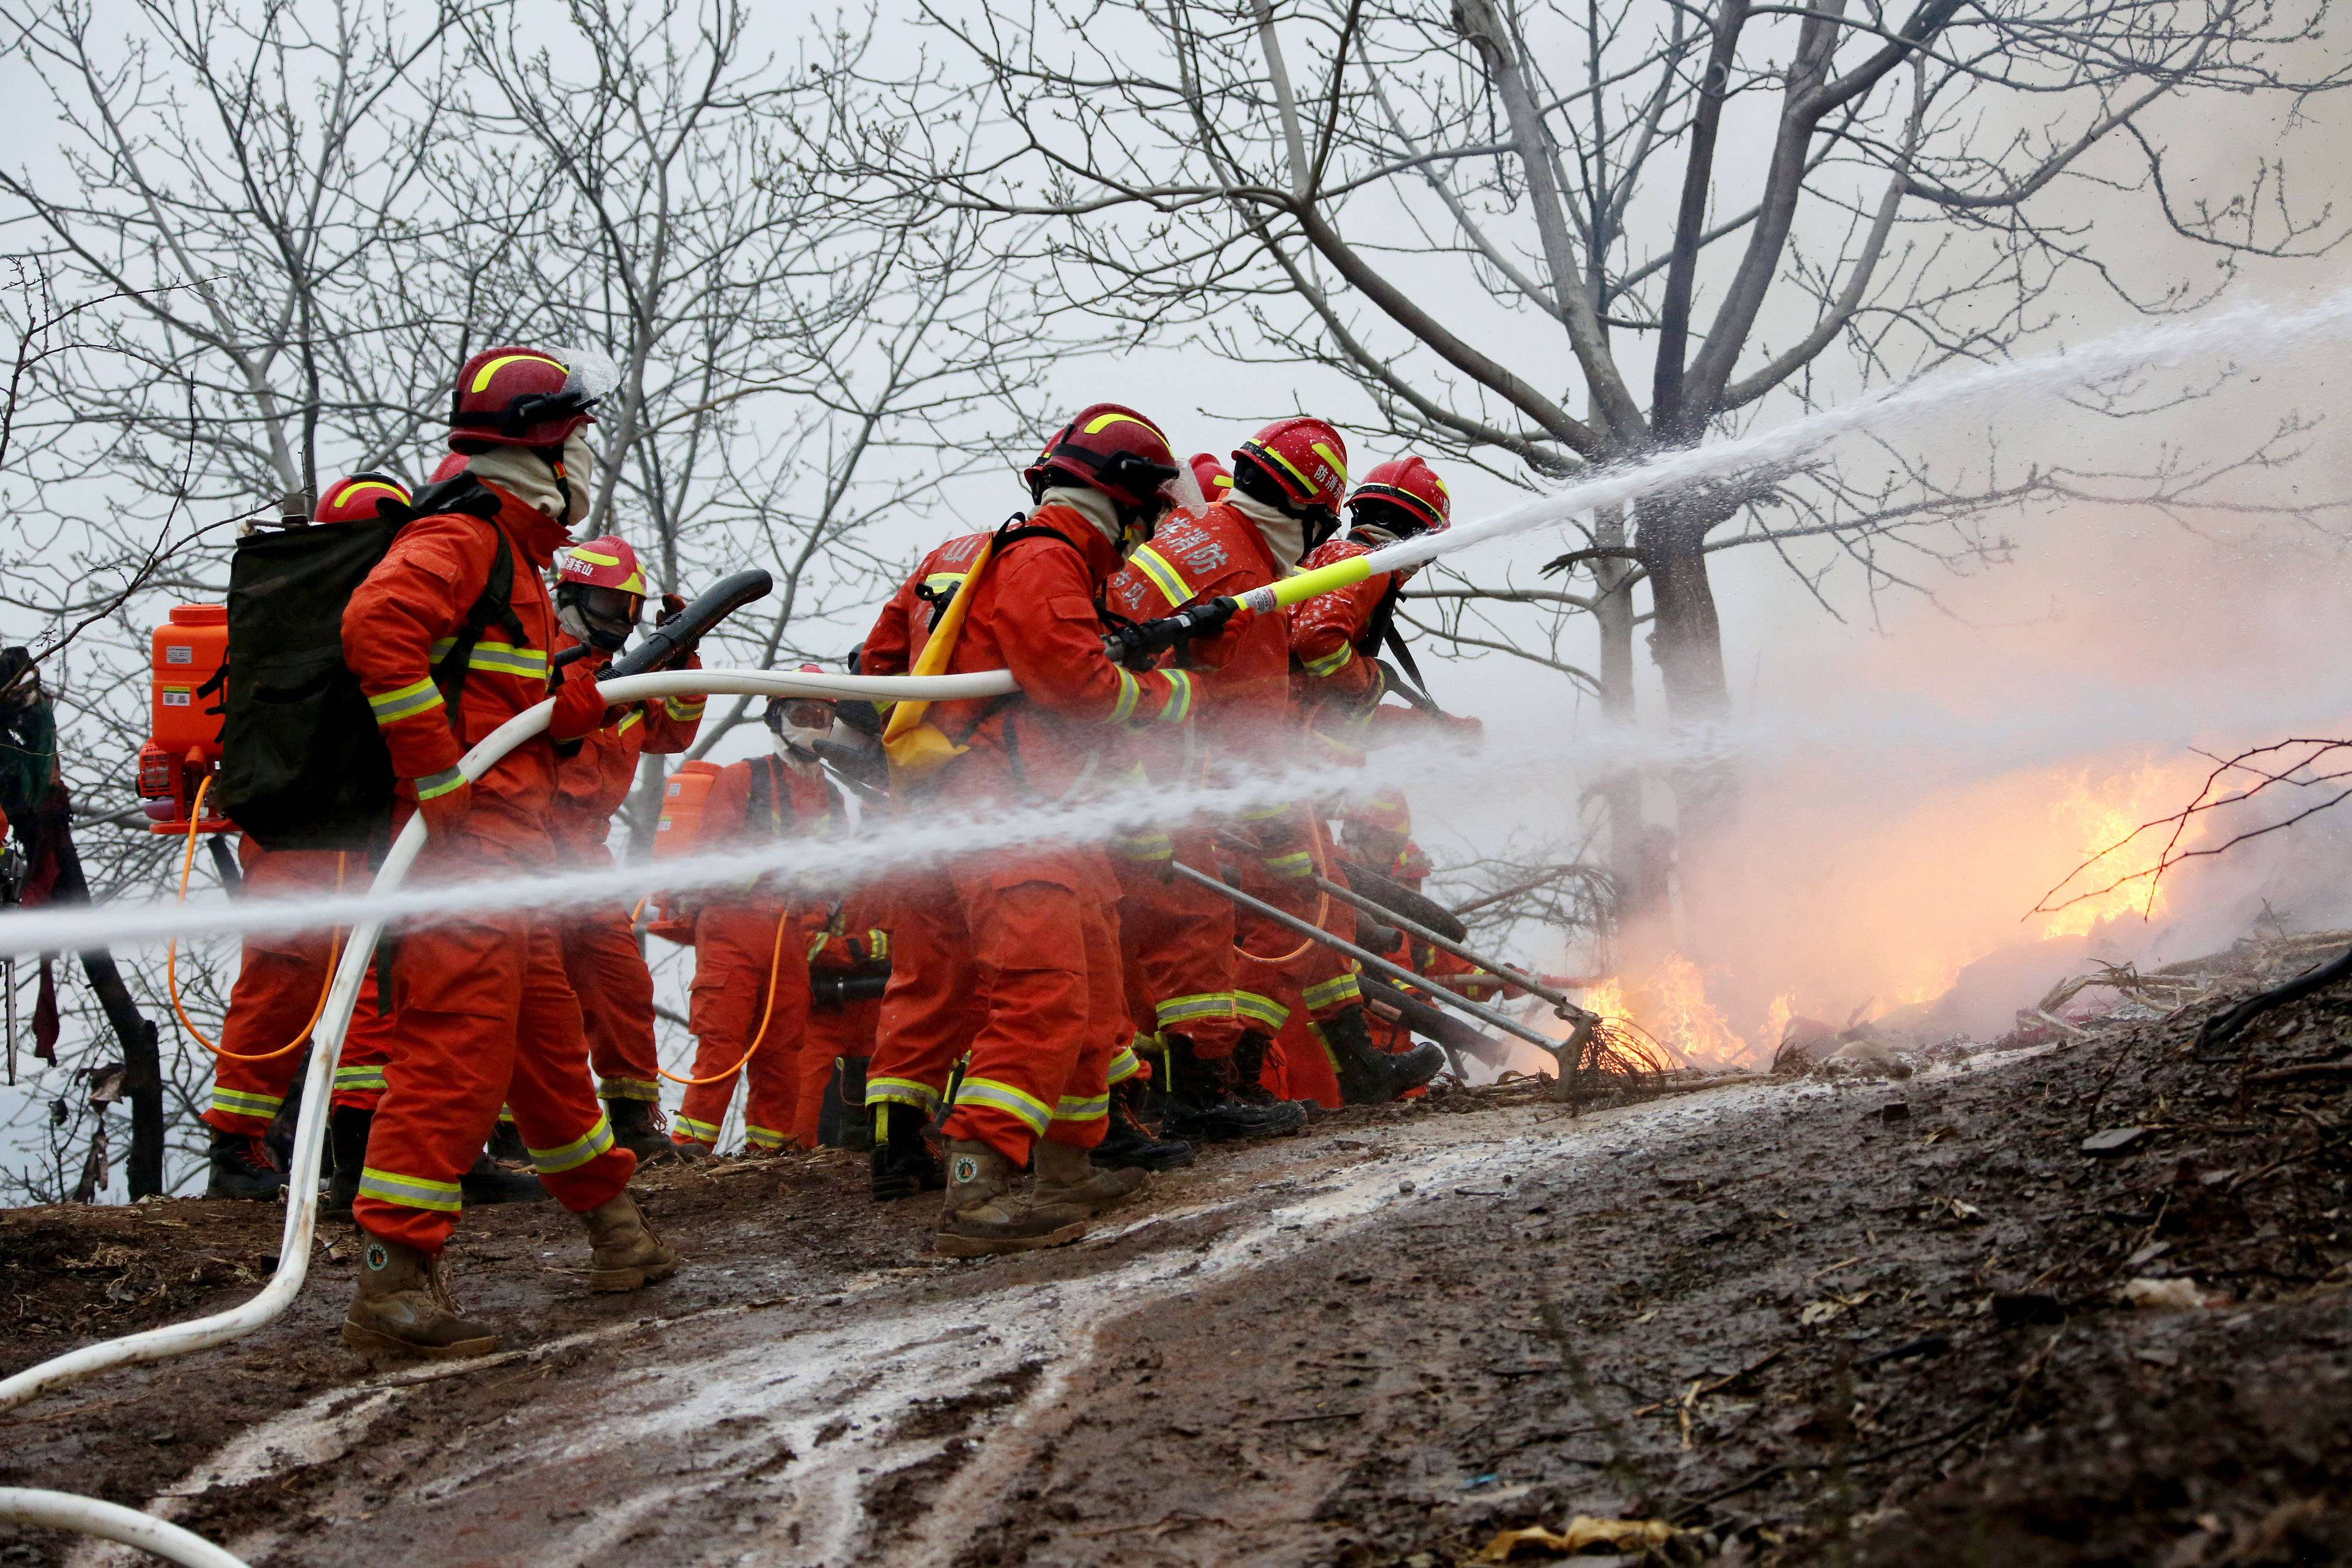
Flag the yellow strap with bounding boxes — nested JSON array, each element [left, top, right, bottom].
[[881, 532, 1000, 747]]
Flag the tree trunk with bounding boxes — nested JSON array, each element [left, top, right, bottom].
[[1638, 501, 1739, 856], [625, 751, 670, 865], [41, 795, 165, 1199], [1589, 504, 1654, 961]]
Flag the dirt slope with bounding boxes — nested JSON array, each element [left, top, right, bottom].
[[2, 974, 2346, 1568]]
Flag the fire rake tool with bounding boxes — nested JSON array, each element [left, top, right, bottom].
[[1165, 860, 1592, 1081]]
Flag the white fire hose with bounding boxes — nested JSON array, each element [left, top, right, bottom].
[[0, 668, 1015, 1563]]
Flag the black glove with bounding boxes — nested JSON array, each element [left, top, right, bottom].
[[1101, 596, 1241, 672]]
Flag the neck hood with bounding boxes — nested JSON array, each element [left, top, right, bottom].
[[1038, 485, 1121, 549], [1229, 491, 1304, 571]]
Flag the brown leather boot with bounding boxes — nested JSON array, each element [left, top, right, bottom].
[[935, 1140, 1088, 1258], [341, 1238, 498, 1361], [580, 1192, 681, 1293], [1031, 1136, 1149, 1215]]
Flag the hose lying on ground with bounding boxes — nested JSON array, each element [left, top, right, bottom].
[[0, 1488, 251, 1567], [0, 668, 1013, 1419], [0, 667, 1017, 1564]]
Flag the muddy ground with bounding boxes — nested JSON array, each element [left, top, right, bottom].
[[2, 966, 2347, 1568]]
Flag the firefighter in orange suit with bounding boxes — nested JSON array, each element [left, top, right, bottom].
[[544, 534, 703, 1161], [669, 680, 841, 1154], [1101, 426, 1336, 1143], [797, 882, 891, 1148], [202, 474, 410, 1202], [1283, 454, 1471, 1101], [338, 345, 676, 1361], [856, 533, 986, 1201], [875, 403, 1196, 1256], [1108, 420, 1438, 1112]]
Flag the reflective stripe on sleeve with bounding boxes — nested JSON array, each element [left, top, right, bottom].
[[1302, 641, 1354, 678], [617, 707, 646, 735], [1261, 850, 1314, 880], [1107, 1045, 1146, 1085], [664, 697, 704, 722], [1108, 668, 1141, 726], [415, 766, 467, 801], [357, 1166, 464, 1213], [1155, 669, 1195, 725], [368, 677, 444, 726]]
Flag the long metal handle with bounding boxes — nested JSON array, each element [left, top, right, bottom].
[[1312, 872, 1583, 1017], [1167, 860, 1563, 1054]]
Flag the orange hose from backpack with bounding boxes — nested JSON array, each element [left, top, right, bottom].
[[167, 776, 345, 1060], [654, 908, 791, 1085]]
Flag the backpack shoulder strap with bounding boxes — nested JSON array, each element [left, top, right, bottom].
[[747, 754, 778, 837], [428, 521, 529, 734]]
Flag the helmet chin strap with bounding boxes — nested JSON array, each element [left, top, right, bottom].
[[771, 728, 826, 775]]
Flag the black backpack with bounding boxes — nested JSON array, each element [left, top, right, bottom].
[[212, 474, 525, 851]]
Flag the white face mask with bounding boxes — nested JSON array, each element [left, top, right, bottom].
[[559, 430, 594, 526], [773, 724, 831, 772]]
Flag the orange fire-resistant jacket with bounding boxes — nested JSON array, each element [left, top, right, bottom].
[[1104, 500, 1289, 760], [343, 482, 609, 850], [547, 633, 704, 864], [901, 504, 1193, 803]]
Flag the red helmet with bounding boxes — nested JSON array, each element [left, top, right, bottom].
[[1022, 403, 1182, 513], [553, 536, 645, 651], [1233, 416, 1347, 517], [313, 472, 411, 524], [765, 665, 836, 735], [1189, 453, 1235, 500], [555, 535, 647, 595], [1348, 455, 1450, 536], [449, 345, 602, 448]]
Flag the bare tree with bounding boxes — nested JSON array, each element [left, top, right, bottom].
[[454, 1, 1077, 851], [837, 0, 2350, 910], [0, 0, 1075, 1195]]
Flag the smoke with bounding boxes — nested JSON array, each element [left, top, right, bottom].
[[1354, 283, 2352, 583], [1676, 434, 2352, 1047]]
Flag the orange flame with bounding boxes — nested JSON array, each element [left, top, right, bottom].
[[2037, 766, 2177, 940], [1578, 955, 1759, 1069]]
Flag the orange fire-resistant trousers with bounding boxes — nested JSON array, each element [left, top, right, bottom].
[[870, 845, 1134, 1166], [1264, 1009, 1345, 1109], [352, 837, 634, 1256], [1228, 803, 1361, 1034], [203, 843, 395, 1135], [559, 905, 662, 1104], [674, 901, 809, 1152], [797, 992, 881, 1148], [1108, 824, 1251, 1058]]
